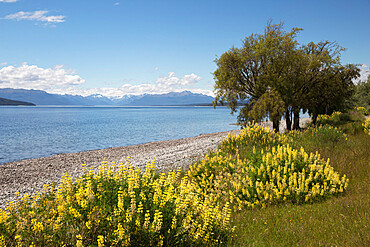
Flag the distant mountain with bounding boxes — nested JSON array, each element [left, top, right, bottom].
[[0, 97, 35, 106], [0, 88, 214, 106], [126, 91, 214, 106], [0, 88, 117, 105]]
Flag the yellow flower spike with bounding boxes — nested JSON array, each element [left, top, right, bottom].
[[76, 235, 83, 247], [86, 221, 92, 230], [97, 235, 105, 247], [0, 236, 6, 247]]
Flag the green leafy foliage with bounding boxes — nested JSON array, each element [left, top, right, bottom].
[[213, 21, 360, 131], [351, 75, 370, 112]]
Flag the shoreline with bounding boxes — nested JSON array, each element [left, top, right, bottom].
[[0, 117, 311, 208], [0, 129, 240, 208]]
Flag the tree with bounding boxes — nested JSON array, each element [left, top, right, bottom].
[[351, 74, 370, 112], [238, 89, 285, 132], [304, 63, 359, 124], [298, 42, 359, 124], [213, 22, 301, 131], [213, 22, 360, 131]]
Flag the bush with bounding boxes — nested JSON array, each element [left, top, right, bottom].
[[363, 118, 370, 135], [218, 122, 289, 156], [0, 160, 233, 246], [188, 123, 348, 212], [355, 106, 368, 116], [316, 112, 342, 126]]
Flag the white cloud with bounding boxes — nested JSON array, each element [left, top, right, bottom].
[[55, 72, 211, 97], [114, 2, 120, 6], [155, 72, 201, 88], [0, 0, 19, 3], [354, 64, 370, 84], [0, 64, 213, 97], [4, 10, 65, 23], [0, 63, 85, 91]]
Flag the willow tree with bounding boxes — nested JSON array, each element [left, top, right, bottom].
[[238, 89, 285, 132], [214, 22, 360, 131], [213, 22, 302, 132]]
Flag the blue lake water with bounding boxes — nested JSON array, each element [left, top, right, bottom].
[[0, 106, 239, 164]]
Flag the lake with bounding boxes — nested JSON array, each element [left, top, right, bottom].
[[0, 106, 239, 164]]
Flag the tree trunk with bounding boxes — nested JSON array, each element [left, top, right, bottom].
[[325, 103, 330, 115], [312, 113, 318, 125], [285, 109, 292, 131], [293, 107, 300, 130], [272, 118, 280, 133]]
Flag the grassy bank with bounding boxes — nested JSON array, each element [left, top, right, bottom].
[[229, 124, 369, 246]]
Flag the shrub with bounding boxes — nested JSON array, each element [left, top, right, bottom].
[[316, 111, 342, 126], [355, 106, 368, 116], [316, 114, 331, 125], [188, 123, 349, 212], [218, 122, 290, 156], [363, 118, 370, 135], [331, 111, 342, 123], [0, 160, 233, 246]]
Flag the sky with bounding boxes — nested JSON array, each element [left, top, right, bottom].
[[0, 0, 369, 97]]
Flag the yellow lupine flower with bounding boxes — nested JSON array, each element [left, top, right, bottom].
[[0, 235, 5, 247], [76, 234, 83, 247], [97, 235, 105, 247]]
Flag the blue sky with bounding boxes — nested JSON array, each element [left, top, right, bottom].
[[0, 0, 369, 97]]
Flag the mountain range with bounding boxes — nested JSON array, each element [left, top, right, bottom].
[[0, 88, 214, 106]]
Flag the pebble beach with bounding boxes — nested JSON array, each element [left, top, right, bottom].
[[0, 129, 240, 208], [0, 118, 311, 208]]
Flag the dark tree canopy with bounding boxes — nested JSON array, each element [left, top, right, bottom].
[[350, 74, 370, 112], [213, 22, 360, 131], [238, 88, 285, 132]]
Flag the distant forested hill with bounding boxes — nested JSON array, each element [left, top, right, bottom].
[[0, 97, 35, 106]]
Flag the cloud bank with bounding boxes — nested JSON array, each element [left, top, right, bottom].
[[0, 64, 213, 97], [0, 63, 85, 91], [49, 72, 210, 97], [4, 10, 66, 23], [0, 0, 19, 3]]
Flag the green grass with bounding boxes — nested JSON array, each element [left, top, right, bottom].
[[228, 123, 369, 246]]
